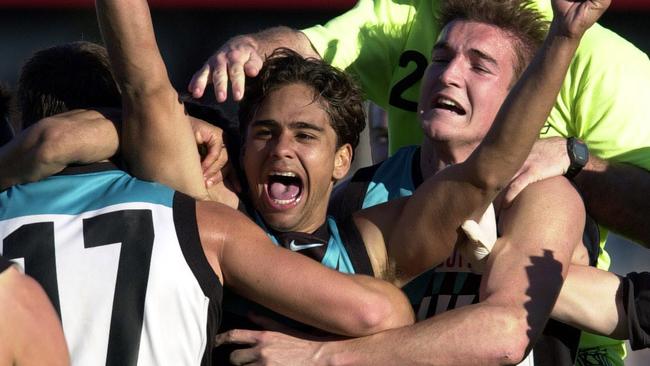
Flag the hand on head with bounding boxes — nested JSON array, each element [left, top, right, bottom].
[[188, 35, 264, 102]]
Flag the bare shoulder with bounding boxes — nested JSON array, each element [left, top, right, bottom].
[[0, 267, 69, 366], [504, 176, 583, 212], [195, 200, 255, 237], [498, 176, 585, 238], [194, 200, 267, 274]]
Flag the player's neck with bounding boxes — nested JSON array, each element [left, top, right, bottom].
[[419, 139, 474, 179]]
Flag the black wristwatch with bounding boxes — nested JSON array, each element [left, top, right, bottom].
[[565, 137, 589, 179]]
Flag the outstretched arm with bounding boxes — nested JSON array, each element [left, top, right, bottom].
[[95, 0, 213, 201], [196, 201, 414, 337], [188, 27, 319, 102], [361, 0, 610, 283]]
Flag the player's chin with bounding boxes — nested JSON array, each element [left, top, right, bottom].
[[261, 211, 302, 232]]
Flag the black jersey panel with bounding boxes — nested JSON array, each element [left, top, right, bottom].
[[0, 255, 11, 273], [337, 216, 374, 276], [173, 192, 224, 366], [328, 163, 381, 221]]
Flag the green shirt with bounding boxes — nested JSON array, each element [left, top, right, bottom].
[[304, 1, 650, 364]]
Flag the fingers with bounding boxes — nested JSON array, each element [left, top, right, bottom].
[[188, 62, 212, 99], [204, 150, 228, 188], [215, 329, 261, 347], [189, 35, 265, 103], [212, 52, 230, 103], [230, 348, 263, 366], [228, 50, 263, 101], [202, 137, 227, 188], [243, 53, 263, 78], [200, 133, 225, 172], [503, 172, 535, 207]]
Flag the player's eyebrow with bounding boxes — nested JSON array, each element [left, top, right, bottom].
[[432, 41, 499, 68], [289, 121, 325, 132], [469, 48, 499, 67]]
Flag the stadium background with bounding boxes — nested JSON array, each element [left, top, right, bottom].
[[0, 0, 648, 363]]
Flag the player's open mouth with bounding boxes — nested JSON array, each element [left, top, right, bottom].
[[264, 171, 303, 209], [432, 96, 466, 115]]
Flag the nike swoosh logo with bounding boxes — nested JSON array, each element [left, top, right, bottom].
[[289, 240, 324, 251]]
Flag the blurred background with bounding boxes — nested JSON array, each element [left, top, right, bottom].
[[1, 0, 648, 363]]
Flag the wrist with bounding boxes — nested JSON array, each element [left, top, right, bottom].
[[565, 137, 589, 180], [318, 341, 358, 366]]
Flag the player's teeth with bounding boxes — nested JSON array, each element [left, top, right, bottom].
[[273, 196, 301, 205], [271, 171, 296, 177]]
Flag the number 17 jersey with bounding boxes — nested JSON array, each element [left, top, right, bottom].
[[0, 163, 222, 366]]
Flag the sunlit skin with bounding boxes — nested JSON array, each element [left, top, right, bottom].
[[242, 83, 351, 233], [418, 20, 518, 164]]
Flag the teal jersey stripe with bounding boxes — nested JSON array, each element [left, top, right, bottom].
[[322, 216, 355, 274], [0, 169, 174, 220], [362, 146, 418, 209]]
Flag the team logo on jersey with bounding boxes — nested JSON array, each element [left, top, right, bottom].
[[288, 240, 324, 251], [275, 230, 328, 262]]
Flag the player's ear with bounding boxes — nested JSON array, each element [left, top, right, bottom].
[[333, 143, 352, 180]]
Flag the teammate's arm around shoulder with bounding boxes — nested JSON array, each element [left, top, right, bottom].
[[0, 266, 69, 366], [195, 201, 414, 337], [0, 109, 118, 190]]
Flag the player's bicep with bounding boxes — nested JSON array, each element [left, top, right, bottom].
[[481, 177, 583, 305]]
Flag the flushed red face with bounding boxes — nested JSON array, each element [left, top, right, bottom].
[[242, 83, 351, 233], [418, 20, 518, 150]]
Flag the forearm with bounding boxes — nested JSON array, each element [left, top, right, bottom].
[[96, 0, 209, 200], [550, 264, 626, 338], [95, 0, 169, 94], [319, 302, 529, 366], [471, 29, 579, 193], [0, 110, 118, 189], [574, 156, 650, 246], [212, 204, 413, 337], [233, 267, 414, 337]]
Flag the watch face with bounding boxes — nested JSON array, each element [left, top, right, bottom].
[[572, 141, 589, 164]]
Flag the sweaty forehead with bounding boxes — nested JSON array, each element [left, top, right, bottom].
[[435, 20, 517, 63]]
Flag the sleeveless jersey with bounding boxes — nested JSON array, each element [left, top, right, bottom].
[[0, 163, 222, 366], [330, 146, 601, 366], [213, 204, 372, 364]]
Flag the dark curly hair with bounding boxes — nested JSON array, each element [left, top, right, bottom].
[[238, 48, 366, 152], [437, 0, 548, 82], [17, 41, 121, 130]]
